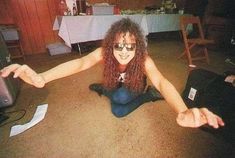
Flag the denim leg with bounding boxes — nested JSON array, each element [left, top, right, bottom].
[[102, 86, 158, 117], [110, 89, 154, 118], [111, 87, 136, 104], [103, 87, 135, 103]]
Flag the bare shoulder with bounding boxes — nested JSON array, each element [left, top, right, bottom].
[[144, 55, 163, 78], [144, 55, 164, 89]]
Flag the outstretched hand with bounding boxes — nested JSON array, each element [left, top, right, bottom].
[[1, 64, 45, 88], [176, 108, 225, 128]]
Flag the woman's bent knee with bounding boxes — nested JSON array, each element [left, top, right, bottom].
[[111, 107, 128, 118]]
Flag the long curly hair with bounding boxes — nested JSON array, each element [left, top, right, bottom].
[[102, 18, 147, 93]]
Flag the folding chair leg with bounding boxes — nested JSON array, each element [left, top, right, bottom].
[[19, 43, 25, 60], [77, 43, 82, 55], [179, 44, 193, 65], [203, 47, 209, 64], [185, 49, 193, 65]]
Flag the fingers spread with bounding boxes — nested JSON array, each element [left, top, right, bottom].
[[177, 108, 225, 128], [200, 108, 224, 128], [216, 116, 225, 127], [13, 64, 35, 78], [1, 64, 20, 77]]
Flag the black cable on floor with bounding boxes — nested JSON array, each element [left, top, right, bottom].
[[0, 109, 26, 127]]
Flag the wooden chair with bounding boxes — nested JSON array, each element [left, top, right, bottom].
[[178, 16, 214, 65], [0, 24, 25, 60]]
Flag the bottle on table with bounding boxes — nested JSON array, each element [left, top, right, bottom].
[[59, 0, 69, 15], [72, 3, 78, 15]]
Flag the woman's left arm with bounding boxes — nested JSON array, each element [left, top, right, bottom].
[[144, 56, 224, 128]]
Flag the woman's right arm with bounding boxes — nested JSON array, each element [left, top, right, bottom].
[[1, 48, 103, 88]]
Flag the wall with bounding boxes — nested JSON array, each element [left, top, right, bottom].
[[0, 0, 184, 55], [0, 0, 61, 55]]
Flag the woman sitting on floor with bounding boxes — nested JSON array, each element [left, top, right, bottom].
[[1, 18, 224, 128]]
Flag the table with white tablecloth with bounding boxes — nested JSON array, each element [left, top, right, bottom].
[[145, 14, 185, 33], [53, 14, 189, 47]]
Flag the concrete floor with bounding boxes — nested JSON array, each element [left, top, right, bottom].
[[0, 38, 234, 158]]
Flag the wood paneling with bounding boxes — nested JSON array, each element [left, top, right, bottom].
[[21, 0, 44, 54], [0, 1, 14, 24], [0, 0, 61, 55], [48, 0, 61, 42]]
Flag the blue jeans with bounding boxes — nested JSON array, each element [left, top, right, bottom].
[[103, 87, 151, 117]]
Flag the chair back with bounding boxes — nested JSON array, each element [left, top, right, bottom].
[[180, 16, 205, 40], [0, 24, 24, 60], [178, 16, 213, 65]]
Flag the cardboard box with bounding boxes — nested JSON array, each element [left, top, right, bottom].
[[92, 5, 114, 15], [46, 42, 71, 56]]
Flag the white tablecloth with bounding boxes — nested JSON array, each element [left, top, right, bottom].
[[53, 14, 188, 47], [146, 14, 184, 33]]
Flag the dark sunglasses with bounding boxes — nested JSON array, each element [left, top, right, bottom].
[[113, 43, 136, 51]]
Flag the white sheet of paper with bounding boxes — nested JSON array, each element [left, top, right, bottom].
[[10, 104, 48, 137]]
